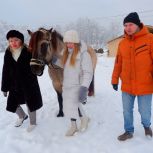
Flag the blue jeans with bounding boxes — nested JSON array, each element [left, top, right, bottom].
[[122, 92, 152, 133]]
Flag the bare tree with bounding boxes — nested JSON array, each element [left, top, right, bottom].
[[105, 21, 122, 42], [64, 18, 107, 48]]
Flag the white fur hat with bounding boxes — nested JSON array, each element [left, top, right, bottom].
[[63, 30, 80, 43]]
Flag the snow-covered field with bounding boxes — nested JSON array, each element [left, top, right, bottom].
[[0, 53, 153, 153]]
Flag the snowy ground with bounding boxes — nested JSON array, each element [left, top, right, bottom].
[[0, 52, 153, 153]]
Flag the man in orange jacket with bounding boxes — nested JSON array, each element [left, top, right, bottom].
[[112, 12, 153, 141]]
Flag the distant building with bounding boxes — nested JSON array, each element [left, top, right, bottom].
[[107, 36, 123, 57], [107, 25, 153, 57]]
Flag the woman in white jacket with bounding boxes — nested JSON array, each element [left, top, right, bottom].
[[62, 30, 93, 136]]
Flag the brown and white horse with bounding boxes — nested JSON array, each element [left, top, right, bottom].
[[28, 28, 64, 117]]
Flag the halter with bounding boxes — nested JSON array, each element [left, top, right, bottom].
[[30, 29, 62, 76]]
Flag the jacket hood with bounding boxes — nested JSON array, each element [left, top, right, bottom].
[[80, 41, 87, 53], [74, 41, 87, 60]]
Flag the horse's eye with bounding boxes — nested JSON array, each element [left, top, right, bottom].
[[41, 43, 48, 51]]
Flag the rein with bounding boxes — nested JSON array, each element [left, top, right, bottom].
[[30, 58, 62, 70]]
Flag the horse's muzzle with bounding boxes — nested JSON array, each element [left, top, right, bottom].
[[30, 59, 45, 76], [30, 65, 44, 76]]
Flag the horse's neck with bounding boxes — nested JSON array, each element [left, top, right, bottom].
[[55, 40, 64, 57]]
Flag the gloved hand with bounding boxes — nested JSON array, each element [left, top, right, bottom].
[[3, 92, 7, 97], [79, 86, 88, 104], [112, 84, 118, 91]]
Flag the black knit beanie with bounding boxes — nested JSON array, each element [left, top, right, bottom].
[[6, 30, 24, 43], [123, 12, 141, 27]]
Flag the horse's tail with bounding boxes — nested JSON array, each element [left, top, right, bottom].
[[87, 46, 97, 96]]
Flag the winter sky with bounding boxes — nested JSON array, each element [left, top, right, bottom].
[[0, 0, 153, 28]]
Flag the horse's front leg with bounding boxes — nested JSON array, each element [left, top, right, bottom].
[[55, 90, 64, 117], [48, 68, 64, 117]]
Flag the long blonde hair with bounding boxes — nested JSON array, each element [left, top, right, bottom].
[[62, 43, 80, 66]]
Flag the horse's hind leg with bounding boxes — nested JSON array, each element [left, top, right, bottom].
[[56, 90, 64, 117], [88, 74, 95, 96]]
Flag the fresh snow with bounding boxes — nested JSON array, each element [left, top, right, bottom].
[[0, 53, 153, 153]]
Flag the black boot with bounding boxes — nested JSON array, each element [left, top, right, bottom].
[[144, 127, 152, 137]]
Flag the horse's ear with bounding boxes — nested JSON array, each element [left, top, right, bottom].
[[49, 28, 53, 33], [27, 30, 33, 36], [52, 29, 56, 33], [52, 30, 57, 38]]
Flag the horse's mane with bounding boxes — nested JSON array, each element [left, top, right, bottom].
[[50, 30, 63, 51], [29, 28, 63, 52], [54, 31, 63, 42]]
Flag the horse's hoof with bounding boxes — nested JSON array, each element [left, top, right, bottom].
[[88, 91, 94, 96], [57, 111, 64, 117]]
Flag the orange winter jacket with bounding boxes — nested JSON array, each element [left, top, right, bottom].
[[112, 24, 153, 95]]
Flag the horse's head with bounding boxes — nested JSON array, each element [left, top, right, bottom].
[[28, 28, 63, 76]]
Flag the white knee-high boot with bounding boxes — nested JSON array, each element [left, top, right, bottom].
[[15, 106, 28, 127], [26, 107, 36, 132], [79, 116, 90, 132], [65, 120, 78, 136], [78, 104, 90, 132]]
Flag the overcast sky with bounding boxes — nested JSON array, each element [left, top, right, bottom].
[[0, 0, 153, 28]]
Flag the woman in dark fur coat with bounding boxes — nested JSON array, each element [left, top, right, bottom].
[[1, 30, 43, 132]]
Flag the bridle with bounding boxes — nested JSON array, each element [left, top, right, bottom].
[[30, 29, 62, 76]]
